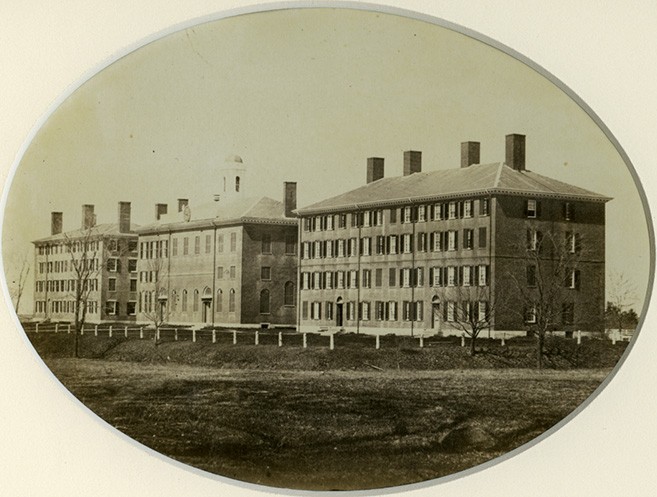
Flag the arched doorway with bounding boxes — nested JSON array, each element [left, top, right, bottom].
[[335, 296, 344, 328], [431, 295, 441, 332], [201, 287, 213, 324]]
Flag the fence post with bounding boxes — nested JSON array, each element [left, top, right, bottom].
[[212, 330, 217, 344], [94, 324, 98, 336], [303, 333, 307, 349], [255, 330, 259, 345], [461, 334, 465, 347], [174, 329, 178, 341], [278, 332, 283, 347], [192, 329, 197, 343], [67, 323, 71, 334], [35, 323, 39, 333], [375, 334, 380, 350], [577, 330, 582, 345], [329, 334, 335, 350], [55, 323, 59, 333], [419, 335, 424, 348], [501, 333, 506, 347], [124, 326, 128, 338], [80, 324, 84, 335], [233, 330, 237, 345], [612, 331, 617, 345], [109, 325, 113, 338], [139, 327, 143, 339], [157, 327, 161, 341]]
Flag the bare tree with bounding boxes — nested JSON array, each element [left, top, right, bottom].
[[9, 255, 30, 314], [139, 251, 169, 341], [606, 270, 638, 335], [505, 229, 588, 368], [63, 229, 102, 357]]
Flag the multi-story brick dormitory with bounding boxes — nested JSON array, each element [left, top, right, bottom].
[[135, 155, 298, 328], [295, 134, 610, 336], [32, 202, 139, 323]]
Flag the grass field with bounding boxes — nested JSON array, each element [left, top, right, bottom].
[[44, 356, 610, 490]]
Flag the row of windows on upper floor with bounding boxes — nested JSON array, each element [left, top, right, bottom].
[[35, 300, 100, 315], [35, 278, 100, 293], [38, 257, 139, 275], [139, 232, 297, 260], [301, 229, 488, 259], [36, 239, 137, 256], [301, 265, 490, 290], [302, 198, 579, 232]]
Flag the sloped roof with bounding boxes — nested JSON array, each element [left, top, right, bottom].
[[33, 223, 139, 244], [137, 196, 296, 234], [296, 162, 611, 215]]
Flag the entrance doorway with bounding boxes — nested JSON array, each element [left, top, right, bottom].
[[336, 297, 344, 327], [431, 296, 441, 332], [202, 301, 212, 324]]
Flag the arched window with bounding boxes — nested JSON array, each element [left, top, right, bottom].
[[193, 289, 199, 312], [284, 281, 295, 306], [229, 289, 236, 312], [182, 290, 188, 312], [260, 289, 270, 314], [216, 289, 223, 313], [235, 176, 240, 192]]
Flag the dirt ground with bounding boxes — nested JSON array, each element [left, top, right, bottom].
[[44, 357, 610, 490]]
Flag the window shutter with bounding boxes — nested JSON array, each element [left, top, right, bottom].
[[429, 232, 435, 251], [524, 200, 529, 217], [458, 201, 464, 218], [575, 270, 581, 290], [442, 267, 448, 286], [429, 267, 434, 286], [409, 234, 414, 252], [458, 266, 463, 286], [399, 269, 404, 288], [454, 231, 459, 250], [526, 228, 532, 249]]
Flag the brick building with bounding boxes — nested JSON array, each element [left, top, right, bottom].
[[295, 134, 609, 336], [32, 202, 139, 323], [135, 156, 298, 328]]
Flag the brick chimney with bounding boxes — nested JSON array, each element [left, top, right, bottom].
[[284, 181, 297, 218], [51, 212, 63, 236], [461, 141, 480, 168], [177, 198, 189, 212], [505, 134, 526, 171], [403, 151, 422, 176], [118, 201, 131, 233], [155, 203, 168, 220], [366, 157, 384, 183], [81, 204, 95, 230]]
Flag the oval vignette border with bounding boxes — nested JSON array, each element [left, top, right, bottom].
[[0, 2, 655, 497]]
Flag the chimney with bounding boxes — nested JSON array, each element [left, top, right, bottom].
[[118, 201, 131, 233], [155, 203, 168, 220], [177, 198, 189, 212], [81, 204, 95, 230], [505, 134, 526, 171], [461, 141, 480, 168], [403, 151, 422, 176], [284, 181, 297, 218], [51, 212, 63, 236], [366, 157, 385, 183]]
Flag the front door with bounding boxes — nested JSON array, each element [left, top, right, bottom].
[[432, 303, 441, 331], [202, 301, 211, 324], [336, 303, 344, 327]]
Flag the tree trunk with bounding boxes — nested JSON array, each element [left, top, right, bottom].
[[470, 334, 476, 356], [536, 330, 544, 369]]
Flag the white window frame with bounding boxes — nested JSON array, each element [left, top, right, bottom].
[[447, 267, 456, 287], [463, 200, 472, 218], [527, 199, 537, 218], [417, 205, 426, 222], [448, 202, 457, 220], [402, 268, 411, 288], [478, 265, 488, 286], [447, 231, 456, 251], [463, 266, 471, 287]]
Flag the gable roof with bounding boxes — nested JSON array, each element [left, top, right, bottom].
[[33, 223, 139, 244], [137, 196, 296, 235], [296, 162, 611, 215]]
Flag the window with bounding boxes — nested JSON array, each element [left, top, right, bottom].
[[361, 301, 371, 321], [127, 301, 136, 316], [183, 237, 189, 255], [105, 300, 117, 316], [217, 235, 224, 253], [128, 240, 138, 252], [314, 241, 323, 258], [415, 301, 423, 322], [261, 266, 271, 280], [389, 235, 398, 255], [230, 266, 236, 279], [325, 302, 334, 320], [478, 227, 487, 248], [403, 206, 413, 223], [415, 267, 424, 287], [205, 234, 212, 253], [361, 237, 371, 256], [301, 273, 310, 290], [463, 229, 474, 250], [527, 265, 537, 287], [229, 289, 235, 312], [303, 218, 312, 232], [525, 305, 537, 323], [262, 233, 272, 254], [526, 199, 538, 218], [448, 202, 457, 220], [217, 266, 224, 279], [260, 289, 270, 314], [566, 232, 580, 254], [301, 301, 309, 319], [480, 198, 490, 216], [362, 211, 371, 227], [216, 290, 222, 312], [389, 208, 397, 224], [477, 301, 488, 321], [389, 268, 396, 287], [285, 233, 296, 255], [388, 301, 398, 321], [235, 176, 240, 192], [362, 270, 371, 288], [336, 271, 345, 289], [563, 202, 574, 221], [417, 205, 426, 222], [446, 301, 456, 322], [402, 301, 412, 321], [462, 266, 472, 287], [325, 215, 334, 230], [375, 268, 383, 287], [402, 234, 413, 254], [432, 232, 442, 252], [172, 238, 178, 256], [447, 267, 457, 287], [401, 268, 412, 288], [346, 302, 356, 321], [431, 266, 442, 287], [477, 265, 489, 286], [325, 271, 333, 289], [107, 258, 119, 272], [313, 272, 322, 290], [565, 268, 580, 290], [325, 240, 334, 258], [447, 230, 457, 251], [230, 232, 237, 252], [194, 236, 200, 255], [193, 290, 199, 312], [375, 236, 386, 255], [417, 232, 427, 252], [349, 270, 359, 289], [127, 278, 136, 292], [373, 210, 383, 226], [348, 238, 358, 257], [108, 239, 118, 252], [375, 301, 385, 321], [338, 214, 347, 229], [276, 282, 292, 308], [337, 239, 346, 258], [527, 229, 542, 251], [128, 259, 137, 273], [562, 303, 575, 325], [433, 203, 443, 221], [463, 200, 473, 218]]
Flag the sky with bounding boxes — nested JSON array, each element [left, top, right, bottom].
[[1, 7, 651, 314]]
